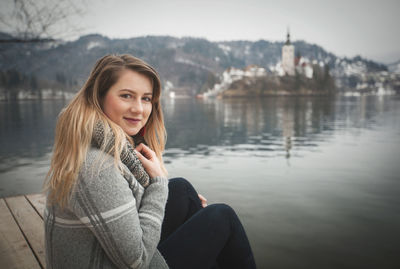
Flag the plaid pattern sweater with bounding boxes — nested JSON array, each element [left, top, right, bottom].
[[44, 148, 169, 269]]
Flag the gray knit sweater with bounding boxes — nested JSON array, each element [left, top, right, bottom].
[[44, 147, 170, 269]]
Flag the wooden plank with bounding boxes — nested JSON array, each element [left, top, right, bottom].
[[5, 196, 46, 268], [0, 198, 41, 269], [26, 193, 46, 219]]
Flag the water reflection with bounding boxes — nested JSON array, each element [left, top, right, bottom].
[[163, 95, 394, 162]]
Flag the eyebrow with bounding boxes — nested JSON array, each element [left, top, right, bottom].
[[120, 89, 152, 95]]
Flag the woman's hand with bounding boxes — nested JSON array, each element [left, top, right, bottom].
[[135, 143, 165, 179], [198, 194, 208, 207]]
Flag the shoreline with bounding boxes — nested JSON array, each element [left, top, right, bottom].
[[1, 89, 397, 102]]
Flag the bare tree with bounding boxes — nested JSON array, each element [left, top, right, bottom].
[[0, 0, 87, 43]]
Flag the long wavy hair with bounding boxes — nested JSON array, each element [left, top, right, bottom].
[[43, 54, 167, 208]]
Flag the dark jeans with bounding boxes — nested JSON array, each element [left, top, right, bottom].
[[158, 177, 257, 269]]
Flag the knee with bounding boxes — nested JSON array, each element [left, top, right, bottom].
[[203, 204, 239, 233], [207, 203, 237, 220], [168, 177, 190, 192], [169, 177, 190, 186], [168, 177, 198, 196], [168, 177, 194, 191]]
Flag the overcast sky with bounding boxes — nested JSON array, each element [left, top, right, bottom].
[[3, 0, 400, 63]]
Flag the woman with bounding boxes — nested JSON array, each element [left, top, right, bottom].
[[43, 54, 256, 269]]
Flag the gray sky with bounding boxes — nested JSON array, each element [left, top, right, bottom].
[[3, 0, 400, 63]]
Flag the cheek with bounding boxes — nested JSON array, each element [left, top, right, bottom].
[[104, 96, 123, 119]]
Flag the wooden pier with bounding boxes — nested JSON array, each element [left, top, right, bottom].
[[0, 194, 46, 269]]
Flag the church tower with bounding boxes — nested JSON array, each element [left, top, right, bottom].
[[282, 28, 295, 76]]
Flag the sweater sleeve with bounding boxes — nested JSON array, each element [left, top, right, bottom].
[[70, 149, 168, 269]]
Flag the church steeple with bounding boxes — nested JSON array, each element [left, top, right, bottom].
[[285, 27, 291, 45], [282, 27, 295, 76]]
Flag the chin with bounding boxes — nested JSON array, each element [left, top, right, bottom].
[[125, 129, 140, 136]]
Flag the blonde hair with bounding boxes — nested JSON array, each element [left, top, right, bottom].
[[42, 54, 167, 208]]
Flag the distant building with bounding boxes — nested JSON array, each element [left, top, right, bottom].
[[295, 56, 314, 79], [202, 65, 267, 98], [282, 29, 295, 76]]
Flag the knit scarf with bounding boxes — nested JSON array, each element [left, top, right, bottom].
[[92, 122, 150, 188]]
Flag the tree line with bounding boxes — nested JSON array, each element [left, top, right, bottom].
[[0, 69, 77, 100]]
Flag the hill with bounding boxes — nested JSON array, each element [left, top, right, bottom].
[[0, 33, 398, 98]]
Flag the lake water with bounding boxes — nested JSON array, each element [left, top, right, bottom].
[[1, 95, 400, 268]]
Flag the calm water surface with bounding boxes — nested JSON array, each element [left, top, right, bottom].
[[1, 95, 399, 268]]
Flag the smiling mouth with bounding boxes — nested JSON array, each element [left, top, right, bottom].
[[124, 117, 141, 124]]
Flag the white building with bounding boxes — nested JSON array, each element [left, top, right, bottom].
[[295, 57, 314, 79], [281, 29, 295, 76], [202, 65, 266, 98]]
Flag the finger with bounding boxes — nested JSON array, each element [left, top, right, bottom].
[[135, 145, 151, 160], [198, 194, 207, 207], [134, 149, 150, 163], [135, 143, 144, 151], [135, 143, 147, 155], [198, 194, 207, 202], [135, 143, 155, 159]]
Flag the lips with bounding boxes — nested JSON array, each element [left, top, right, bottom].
[[124, 117, 141, 124]]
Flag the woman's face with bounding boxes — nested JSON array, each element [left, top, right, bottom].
[[102, 69, 153, 136]]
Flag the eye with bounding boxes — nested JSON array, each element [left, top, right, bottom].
[[142, 96, 152, 102], [120, 94, 132, 99]]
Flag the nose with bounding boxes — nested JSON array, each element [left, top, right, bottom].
[[130, 97, 143, 114]]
